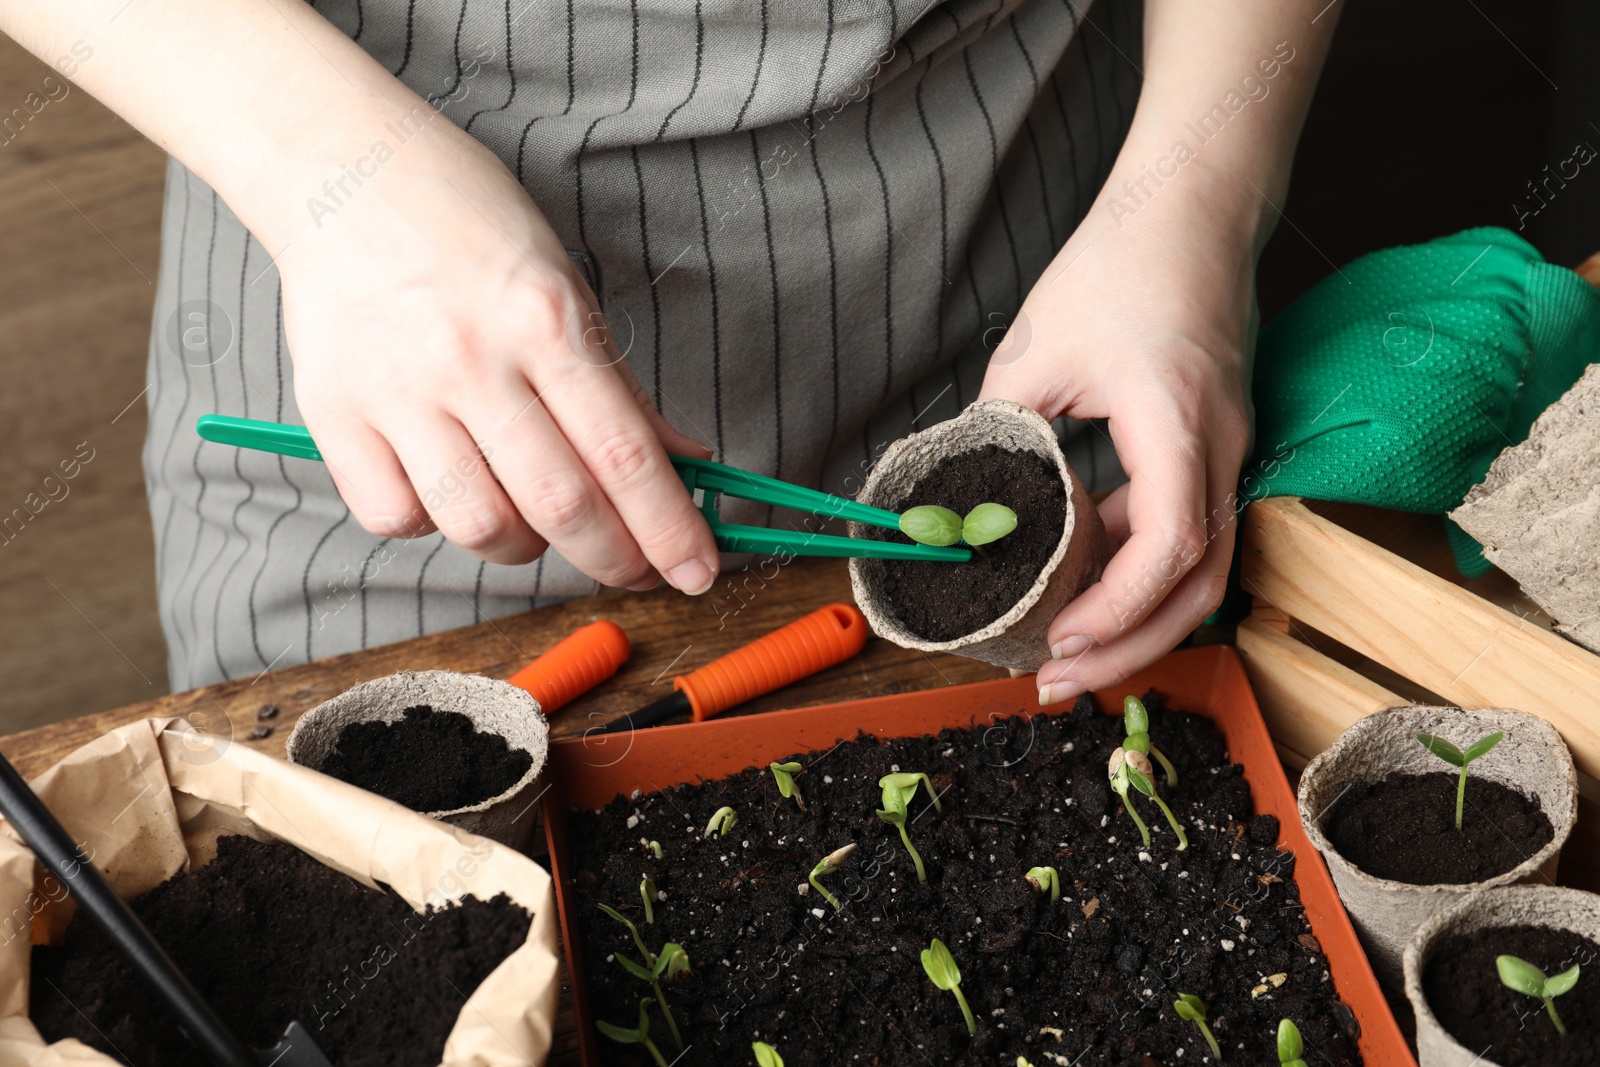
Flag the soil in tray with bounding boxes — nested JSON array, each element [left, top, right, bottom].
[[862, 444, 1067, 641], [1423, 923, 1600, 1066], [1322, 771, 1554, 885], [30, 835, 531, 1067], [566, 693, 1364, 1067], [319, 703, 531, 812]]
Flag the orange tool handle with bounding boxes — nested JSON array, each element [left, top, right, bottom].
[[507, 619, 630, 713], [675, 603, 869, 722]]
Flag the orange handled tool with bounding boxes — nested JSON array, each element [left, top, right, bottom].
[[598, 603, 869, 732], [506, 619, 630, 714]]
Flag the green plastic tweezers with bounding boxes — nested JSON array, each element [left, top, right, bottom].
[[195, 415, 970, 563]]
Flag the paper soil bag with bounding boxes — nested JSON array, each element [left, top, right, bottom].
[[0, 717, 561, 1067]]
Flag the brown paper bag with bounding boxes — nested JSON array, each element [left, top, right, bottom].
[[0, 717, 561, 1067]]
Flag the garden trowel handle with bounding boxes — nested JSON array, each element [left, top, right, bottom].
[[0, 752, 259, 1067]]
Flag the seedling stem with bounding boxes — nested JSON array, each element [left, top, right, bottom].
[[1497, 954, 1579, 1036], [705, 805, 739, 839], [1173, 993, 1220, 1060], [920, 937, 976, 1036], [1414, 730, 1506, 830], [809, 842, 857, 911]]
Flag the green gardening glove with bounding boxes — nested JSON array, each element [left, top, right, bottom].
[[1246, 227, 1600, 576]]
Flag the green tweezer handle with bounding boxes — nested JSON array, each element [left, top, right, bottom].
[[195, 415, 970, 563]]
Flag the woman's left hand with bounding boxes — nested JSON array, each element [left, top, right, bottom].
[[979, 159, 1264, 704]]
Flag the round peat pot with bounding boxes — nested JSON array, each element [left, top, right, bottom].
[[1404, 886, 1600, 1066], [1298, 705, 1576, 988], [288, 669, 548, 850], [848, 398, 1114, 671]]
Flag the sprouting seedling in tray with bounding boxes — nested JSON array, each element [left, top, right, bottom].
[[1277, 1018, 1308, 1067], [769, 761, 805, 811], [898, 502, 1017, 554], [640, 875, 659, 924], [876, 772, 942, 884], [920, 937, 976, 1036], [597, 903, 689, 1050], [809, 842, 857, 911], [1413, 729, 1506, 831], [1497, 953, 1580, 1036], [705, 805, 739, 839], [596, 997, 669, 1067], [751, 1040, 785, 1066], [1107, 745, 1187, 851], [1024, 865, 1060, 903], [1123, 694, 1178, 787], [1172, 993, 1221, 1060]]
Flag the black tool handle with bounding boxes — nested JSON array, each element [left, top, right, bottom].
[[0, 752, 258, 1067]]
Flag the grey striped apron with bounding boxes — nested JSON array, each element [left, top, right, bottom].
[[143, 0, 1139, 690]]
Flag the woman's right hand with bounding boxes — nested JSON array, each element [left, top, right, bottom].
[[273, 125, 721, 594]]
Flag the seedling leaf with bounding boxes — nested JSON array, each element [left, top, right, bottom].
[[899, 506, 963, 547], [962, 503, 1017, 546], [1463, 730, 1506, 762], [921, 938, 976, 1036], [1277, 1018, 1304, 1065], [596, 999, 668, 1067], [1547, 962, 1582, 997], [1123, 695, 1150, 735], [752, 1041, 785, 1067], [1497, 955, 1546, 996], [615, 953, 654, 982], [1413, 733, 1466, 767], [769, 761, 805, 810], [1025, 865, 1060, 903], [640, 875, 658, 925], [705, 806, 738, 839]]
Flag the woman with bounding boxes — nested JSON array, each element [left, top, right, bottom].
[[0, 0, 1337, 700]]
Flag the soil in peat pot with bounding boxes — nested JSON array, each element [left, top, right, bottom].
[[1321, 772, 1554, 885], [863, 445, 1068, 641], [30, 835, 531, 1067], [318, 703, 532, 812], [1423, 924, 1600, 1067], [567, 693, 1364, 1067]]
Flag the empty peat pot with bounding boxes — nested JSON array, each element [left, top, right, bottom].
[[288, 670, 548, 850], [1404, 886, 1600, 1066], [848, 398, 1114, 671], [1298, 705, 1576, 988]]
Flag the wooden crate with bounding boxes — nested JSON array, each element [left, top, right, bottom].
[[1238, 497, 1600, 891]]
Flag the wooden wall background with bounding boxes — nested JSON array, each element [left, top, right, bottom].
[[0, 0, 1589, 735], [0, 34, 168, 734]]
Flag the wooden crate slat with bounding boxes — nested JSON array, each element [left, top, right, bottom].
[[1242, 498, 1600, 783]]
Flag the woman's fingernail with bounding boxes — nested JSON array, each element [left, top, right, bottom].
[[1038, 680, 1087, 706], [1052, 635, 1093, 660], [667, 559, 716, 595]]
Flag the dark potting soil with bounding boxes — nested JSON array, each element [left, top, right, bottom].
[[567, 693, 1364, 1067], [319, 704, 532, 812], [863, 444, 1068, 641], [1423, 923, 1600, 1066], [30, 835, 531, 1067], [1322, 771, 1554, 885]]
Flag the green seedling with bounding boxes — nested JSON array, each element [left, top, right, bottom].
[[1277, 1018, 1307, 1067], [899, 502, 1018, 551], [1414, 730, 1506, 830], [705, 805, 739, 839], [1497, 954, 1580, 1036], [1123, 695, 1178, 787], [1025, 865, 1060, 903], [876, 772, 941, 884], [647, 840, 663, 859], [597, 903, 689, 1050], [770, 761, 806, 811], [920, 937, 976, 1037], [752, 1040, 785, 1067], [1172, 994, 1220, 1060], [1108, 746, 1188, 850], [596, 997, 669, 1067], [809, 842, 857, 911], [640, 875, 659, 924]]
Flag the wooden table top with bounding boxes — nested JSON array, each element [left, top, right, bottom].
[[0, 556, 1010, 1066]]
